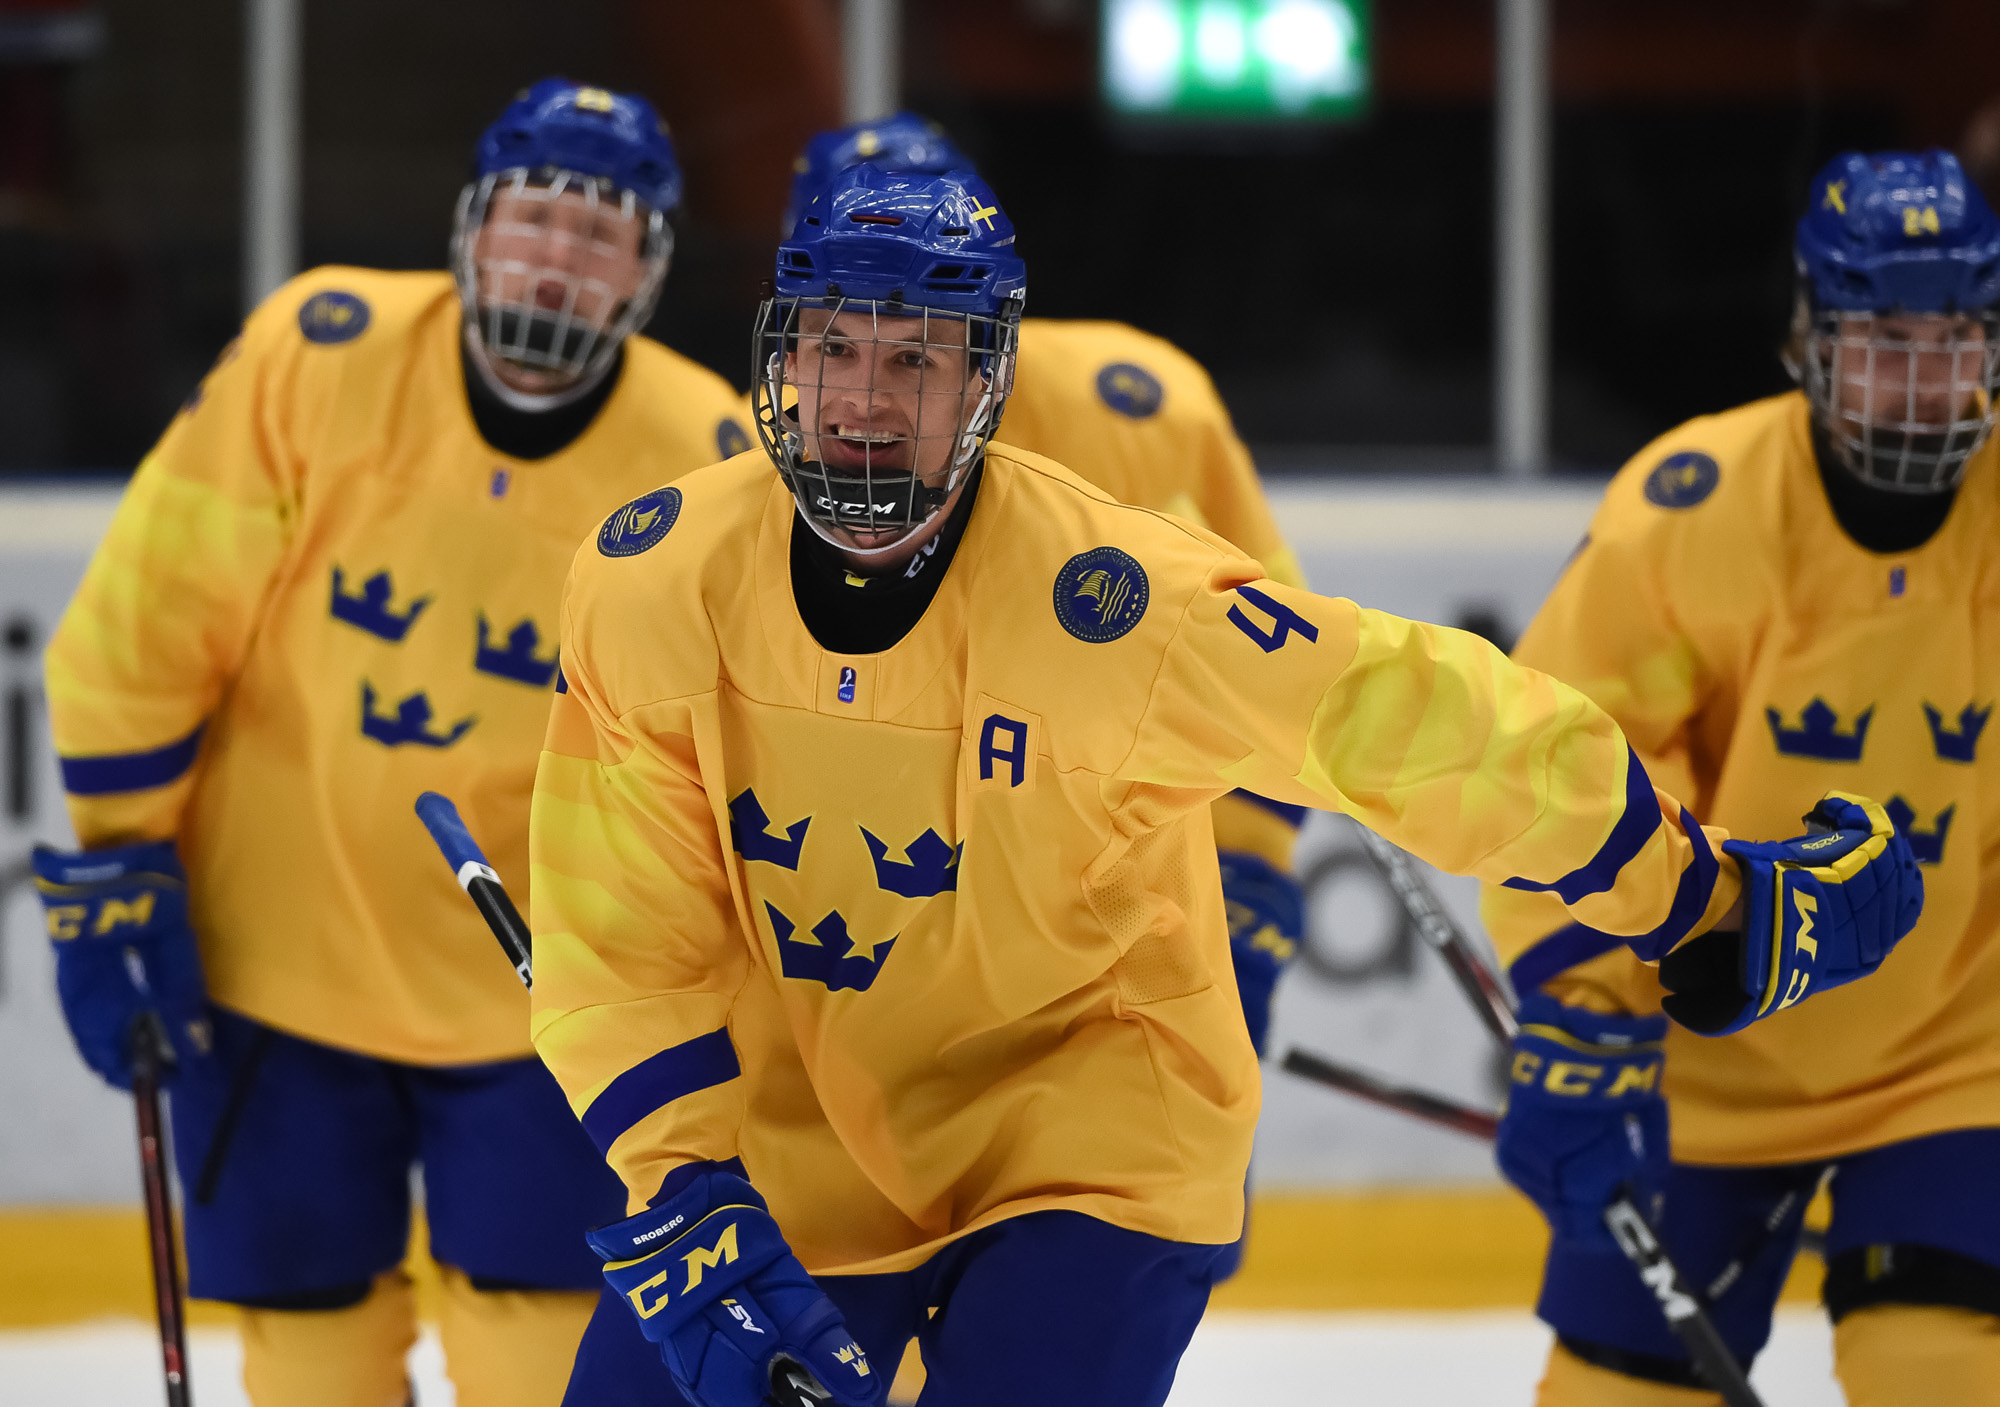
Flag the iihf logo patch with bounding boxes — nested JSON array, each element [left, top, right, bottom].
[[1096, 363, 1164, 419], [598, 487, 682, 558], [297, 290, 371, 345], [1054, 546, 1149, 643], [1643, 451, 1719, 509]]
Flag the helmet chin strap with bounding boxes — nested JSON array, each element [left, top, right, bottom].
[[463, 327, 615, 413]]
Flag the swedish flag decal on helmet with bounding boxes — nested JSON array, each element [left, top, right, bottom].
[[598, 487, 682, 558]]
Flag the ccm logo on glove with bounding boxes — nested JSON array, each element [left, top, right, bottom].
[[1511, 1048, 1661, 1099], [626, 1215, 743, 1318]]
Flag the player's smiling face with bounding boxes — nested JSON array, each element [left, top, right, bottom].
[[785, 306, 987, 526], [470, 180, 648, 392]]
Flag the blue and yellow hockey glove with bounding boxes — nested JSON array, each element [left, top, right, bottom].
[[1218, 849, 1304, 1056], [32, 839, 210, 1090], [1495, 993, 1669, 1249], [588, 1162, 883, 1407], [1661, 793, 1922, 1037]]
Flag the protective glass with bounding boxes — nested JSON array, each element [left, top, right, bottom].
[[1801, 306, 2000, 492], [451, 167, 673, 408], [752, 295, 1021, 555]]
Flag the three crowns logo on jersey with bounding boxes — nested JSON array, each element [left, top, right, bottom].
[[729, 787, 962, 994]]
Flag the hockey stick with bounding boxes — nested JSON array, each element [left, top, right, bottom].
[[415, 792, 532, 989], [1278, 1046, 1765, 1407], [1280, 1047, 1499, 1138], [1352, 823, 1517, 1043], [412, 793, 829, 1407], [131, 1010, 192, 1407], [1337, 829, 1767, 1407]]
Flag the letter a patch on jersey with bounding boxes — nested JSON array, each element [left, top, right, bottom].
[[970, 695, 1041, 793]]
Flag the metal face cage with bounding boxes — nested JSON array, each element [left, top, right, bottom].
[[451, 166, 673, 410], [1800, 304, 2000, 493], [752, 293, 1022, 556]]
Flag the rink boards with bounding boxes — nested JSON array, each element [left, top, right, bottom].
[[0, 475, 1602, 1205]]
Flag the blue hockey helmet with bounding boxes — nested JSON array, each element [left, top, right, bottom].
[[1792, 151, 2000, 493], [755, 165, 1027, 556], [452, 79, 680, 410], [782, 111, 971, 235], [476, 78, 683, 216], [1796, 150, 2000, 314]]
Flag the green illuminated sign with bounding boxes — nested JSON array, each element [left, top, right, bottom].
[[1103, 0, 1370, 120]]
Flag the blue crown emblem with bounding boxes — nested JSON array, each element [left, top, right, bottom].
[[765, 904, 896, 993], [331, 567, 430, 642], [598, 487, 682, 558], [861, 826, 962, 898], [1924, 702, 1990, 764], [730, 788, 809, 871], [1885, 796, 1955, 866], [1766, 698, 1872, 761], [474, 615, 559, 687], [1096, 363, 1163, 419], [1643, 451, 1719, 509], [359, 683, 474, 748], [1054, 547, 1149, 644]]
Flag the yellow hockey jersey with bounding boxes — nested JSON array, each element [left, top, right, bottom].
[[1483, 390, 2000, 1165], [47, 266, 749, 1065], [531, 443, 1739, 1274], [998, 318, 1304, 589]]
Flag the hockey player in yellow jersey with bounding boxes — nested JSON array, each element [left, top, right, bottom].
[[32, 81, 747, 1407], [538, 166, 1919, 1407], [1483, 150, 2000, 1407], [778, 115, 1310, 1115]]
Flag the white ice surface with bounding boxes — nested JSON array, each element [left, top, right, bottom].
[[1, 1308, 1844, 1406]]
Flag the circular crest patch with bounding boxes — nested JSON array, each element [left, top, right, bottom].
[[297, 290, 371, 345], [1095, 362, 1164, 419], [1053, 546, 1149, 643], [598, 487, 682, 558], [1643, 451, 1720, 509], [716, 418, 751, 458]]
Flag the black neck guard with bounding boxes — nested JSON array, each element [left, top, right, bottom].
[[789, 461, 985, 655], [461, 343, 624, 461], [1810, 423, 1960, 555]]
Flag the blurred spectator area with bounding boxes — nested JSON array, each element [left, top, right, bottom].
[[5, 0, 2000, 474]]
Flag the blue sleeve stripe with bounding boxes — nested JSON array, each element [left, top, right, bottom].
[[1501, 749, 1660, 903], [1507, 922, 1628, 995], [1507, 806, 1721, 986], [579, 1027, 741, 1156], [59, 724, 206, 796], [1229, 789, 1308, 829]]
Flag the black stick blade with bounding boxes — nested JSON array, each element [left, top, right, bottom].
[[1280, 1047, 1501, 1140]]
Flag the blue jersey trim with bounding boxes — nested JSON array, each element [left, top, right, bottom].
[[1507, 922, 1629, 996], [1508, 807, 1721, 987], [580, 1028, 741, 1156], [59, 724, 206, 796], [1229, 789, 1308, 830], [1502, 749, 1660, 904]]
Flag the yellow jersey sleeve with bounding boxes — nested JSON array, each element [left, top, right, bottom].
[[46, 281, 326, 846], [1125, 565, 1738, 957], [530, 584, 750, 1203], [1478, 424, 1738, 1012]]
